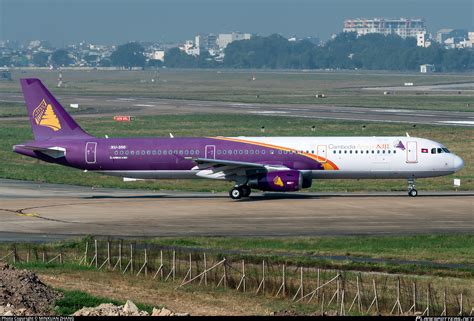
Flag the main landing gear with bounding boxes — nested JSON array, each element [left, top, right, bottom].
[[407, 178, 418, 197], [229, 185, 251, 200]]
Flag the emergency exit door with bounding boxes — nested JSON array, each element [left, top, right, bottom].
[[316, 145, 327, 162], [85, 142, 97, 164]]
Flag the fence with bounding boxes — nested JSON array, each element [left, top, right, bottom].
[[1, 239, 472, 316]]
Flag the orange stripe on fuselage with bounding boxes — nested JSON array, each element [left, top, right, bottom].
[[209, 137, 339, 170]]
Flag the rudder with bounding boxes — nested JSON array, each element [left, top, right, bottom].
[[20, 78, 91, 140]]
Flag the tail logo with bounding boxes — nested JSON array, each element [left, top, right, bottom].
[[273, 176, 284, 187], [33, 99, 61, 131]]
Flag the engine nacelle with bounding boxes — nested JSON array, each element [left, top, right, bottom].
[[248, 170, 303, 192]]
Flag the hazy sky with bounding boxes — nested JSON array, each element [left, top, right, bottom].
[[0, 0, 472, 46]]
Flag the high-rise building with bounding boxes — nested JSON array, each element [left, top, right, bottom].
[[343, 18, 426, 38], [216, 32, 252, 49]]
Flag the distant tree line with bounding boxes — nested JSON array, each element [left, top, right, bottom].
[[2, 34, 472, 72], [165, 33, 474, 72]]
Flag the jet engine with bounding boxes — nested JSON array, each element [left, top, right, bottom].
[[248, 170, 304, 192]]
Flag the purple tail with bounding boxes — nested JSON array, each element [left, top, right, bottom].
[[20, 78, 91, 141]]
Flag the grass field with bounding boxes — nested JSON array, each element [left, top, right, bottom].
[[3, 235, 473, 315], [1, 69, 473, 111], [0, 112, 472, 192]]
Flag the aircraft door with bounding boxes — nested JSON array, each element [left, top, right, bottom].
[[316, 145, 327, 162], [205, 145, 216, 159], [85, 142, 97, 164], [406, 141, 418, 163]]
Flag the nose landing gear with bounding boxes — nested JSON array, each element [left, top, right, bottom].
[[407, 178, 418, 197]]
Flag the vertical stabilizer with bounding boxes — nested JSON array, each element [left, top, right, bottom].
[[20, 78, 91, 140]]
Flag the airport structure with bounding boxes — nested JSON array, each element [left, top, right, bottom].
[[343, 18, 426, 39]]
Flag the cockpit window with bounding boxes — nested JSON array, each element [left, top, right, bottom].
[[437, 148, 443, 154], [442, 148, 450, 153], [431, 148, 436, 154]]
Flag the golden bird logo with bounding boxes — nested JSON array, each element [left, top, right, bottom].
[[273, 175, 284, 187], [33, 99, 61, 131]]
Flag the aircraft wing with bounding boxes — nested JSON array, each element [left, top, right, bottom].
[[188, 157, 289, 180]]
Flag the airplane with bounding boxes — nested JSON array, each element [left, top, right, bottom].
[[13, 78, 464, 199]]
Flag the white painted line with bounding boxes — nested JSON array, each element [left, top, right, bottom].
[[374, 109, 410, 113], [134, 104, 155, 107], [249, 111, 289, 114], [117, 98, 136, 101], [437, 121, 474, 125]]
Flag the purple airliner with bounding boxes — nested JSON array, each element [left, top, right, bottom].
[[13, 79, 464, 199]]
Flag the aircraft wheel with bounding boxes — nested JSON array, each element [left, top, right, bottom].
[[229, 187, 243, 200], [242, 186, 251, 197], [408, 189, 418, 197]]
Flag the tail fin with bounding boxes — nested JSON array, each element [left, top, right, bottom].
[[20, 78, 91, 140]]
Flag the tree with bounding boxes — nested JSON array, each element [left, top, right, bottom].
[[51, 49, 73, 67], [32, 52, 50, 67], [110, 42, 146, 69], [163, 48, 197, 68], [0, 56, 11, 67], [147, 59, 163, 68]]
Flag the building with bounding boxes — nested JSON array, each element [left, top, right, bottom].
[[151, 50, 165, 61], [216, 32, 251, 50], [416, 31, 431, 47], [436, 29, 470, 49], [195, 34, 218, 50], [420, 64, 435, 73], [179, 40, 200, 56], [343, 18, 426, 38]]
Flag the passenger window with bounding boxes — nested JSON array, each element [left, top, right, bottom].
[[217, 150, 221, 155], [114, 150, 118, 155], [163, 150, 167, 155], [388, 150, 391, 154], [262, 150, 266, 155], [131, 150, 135, 155], [377, 150, 380, 154], [355, 150, 358, 154], [189, 150, 194, 155], [185, 150, 189, 155], [250, 150, 254, 155], [158, 150, 162, 155], [146, 150, 151, 155], [382, 150, 385, 154], [350, 150, 352, 154], [333, 150, 336, 154], [245, 150, 249, 155], [394, 150, 396, 154], [344, 150, 347, 154], [195, 150, 200, 155], [223, 150, 227, 155]]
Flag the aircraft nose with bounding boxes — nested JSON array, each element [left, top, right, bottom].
[[453, 155, 464, 172]]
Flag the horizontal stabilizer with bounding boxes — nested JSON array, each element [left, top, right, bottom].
[[14, 144, 66, 159]]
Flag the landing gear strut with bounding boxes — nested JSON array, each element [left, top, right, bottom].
[[229, 185, 251, 200], [407, 178, 418, 197]]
